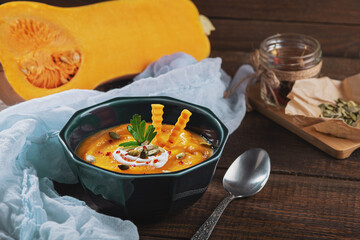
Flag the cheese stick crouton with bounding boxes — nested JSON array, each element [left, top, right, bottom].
[[166, 109, 192, 147]]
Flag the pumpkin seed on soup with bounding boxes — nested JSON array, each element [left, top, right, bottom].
[[140, 149, 148, 159], [109, 131, 120, 140], [128, 149, 140, 156], [145, 144, 158, 150], [118, 164, 130, 170], [134, 146, 143, 151], [148, 149, 160, 156], [86, 155, 96, 163], [176, 152, 185, 159]]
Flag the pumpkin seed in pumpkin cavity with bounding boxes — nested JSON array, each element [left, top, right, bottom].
[[109, 131, 120, 140], [60, 56, 71, 64], [73, 52, 80, 63]]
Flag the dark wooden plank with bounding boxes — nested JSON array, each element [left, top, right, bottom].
[[194, 0, 360, 25], [137, 169, 360, 239], [140, 236, 180, 240], [4, 0, 360, 26], [209, 19, 360, 58]]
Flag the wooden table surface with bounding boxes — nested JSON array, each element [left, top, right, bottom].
[[2, 0, 360, 239]]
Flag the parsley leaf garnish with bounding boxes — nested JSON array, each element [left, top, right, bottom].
[[119, 114, 157, 147], [144, 124, 157, 144]]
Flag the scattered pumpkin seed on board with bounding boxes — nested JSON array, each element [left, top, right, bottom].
[[319, 98, 360, 127]]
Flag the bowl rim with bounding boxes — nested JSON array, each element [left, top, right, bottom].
[[59, 96, 229, 178]]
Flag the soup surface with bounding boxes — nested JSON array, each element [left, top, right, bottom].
[[76, 123, 213, 174]]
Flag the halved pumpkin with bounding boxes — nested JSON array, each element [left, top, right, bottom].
[[0, 0, 210, 105]]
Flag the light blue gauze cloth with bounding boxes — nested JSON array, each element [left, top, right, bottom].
[[0, 52, 254, 240]]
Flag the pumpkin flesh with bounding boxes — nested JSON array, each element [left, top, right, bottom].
[[0, 0, 210, 105]]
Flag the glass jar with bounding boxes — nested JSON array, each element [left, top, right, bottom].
[[259, 33, 322, 106]]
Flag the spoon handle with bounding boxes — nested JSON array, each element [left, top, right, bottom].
[[191, 194, 235, 240]]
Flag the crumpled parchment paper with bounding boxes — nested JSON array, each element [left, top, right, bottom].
[[285, 74, 360, 141]]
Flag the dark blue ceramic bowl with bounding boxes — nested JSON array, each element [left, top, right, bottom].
[[59, 96, 229, 221]]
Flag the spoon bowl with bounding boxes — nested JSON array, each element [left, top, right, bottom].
[[224, 148, 270, 197], [191, 148, 270, 240]]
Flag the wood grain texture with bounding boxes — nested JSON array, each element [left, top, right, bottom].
[[209, 19, 360, 58], [137, 170, 360, 239], [194, 0, 360, 25], [4, 0, 359, 26], [196, 0, 360, 57]]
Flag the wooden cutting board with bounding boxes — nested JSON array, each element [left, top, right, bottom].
[[247, 83, 360, 159]]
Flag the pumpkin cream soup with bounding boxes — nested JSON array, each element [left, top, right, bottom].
[[76, 104, 213, 174]]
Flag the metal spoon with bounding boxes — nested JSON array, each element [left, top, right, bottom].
[[191, 148, 271, 240]]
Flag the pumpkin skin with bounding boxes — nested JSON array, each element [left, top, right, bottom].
[[0, 0, 210, 105]]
